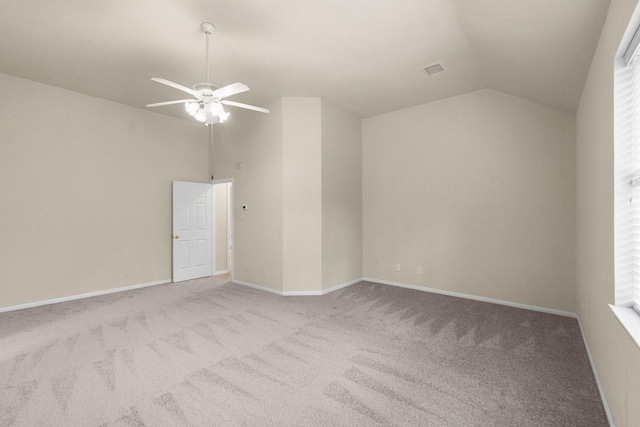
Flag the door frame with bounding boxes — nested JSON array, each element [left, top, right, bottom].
[[210, 177, 235, 281]]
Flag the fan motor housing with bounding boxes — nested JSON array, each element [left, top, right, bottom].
[[193, 83, 218, 94]]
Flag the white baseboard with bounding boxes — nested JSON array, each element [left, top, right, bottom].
[[233, 277, 363, 296], [232, 280, 284, 296], [233, 276, 576, 318], [214, 269, 230, 276], [576, 317, 615, 426], [282, 278, 363, 296], [362, 277, 577, 318], [282, 290, 323, 296], [321, 277, 363, 295], [0, 279, 171, 313], [3, 275, 576, 320]]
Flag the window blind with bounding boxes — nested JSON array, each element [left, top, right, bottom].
[[630, 55, 640, 315], [615, 49, 640, 315]]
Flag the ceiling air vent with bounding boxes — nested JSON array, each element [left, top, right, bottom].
[[423, 63, 445, 76]]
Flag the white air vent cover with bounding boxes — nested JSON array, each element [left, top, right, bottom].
[[423, 63, 445, 76]]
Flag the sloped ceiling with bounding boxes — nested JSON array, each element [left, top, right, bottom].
[[0, 0, 609, 120]]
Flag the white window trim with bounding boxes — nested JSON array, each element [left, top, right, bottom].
[[609, 305, 640, 349]]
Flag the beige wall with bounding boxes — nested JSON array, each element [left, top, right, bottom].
[[362, 89, 576, 312], [321, 100, 362, 290], [576, 0, 640, 425], [212, 100, 284, 292], [282, 98, 323, 292], [0, 73, 208, 309], [212, 97, 363, 293]]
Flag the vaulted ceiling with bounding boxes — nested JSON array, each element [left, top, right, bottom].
[[0, 0, 609, 121]]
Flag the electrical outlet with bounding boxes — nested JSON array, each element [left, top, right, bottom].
[[263, 267, 268, 276], [395, 264, 400, 272], [125, 267, 134, 275], [417, 267, 422, 274]]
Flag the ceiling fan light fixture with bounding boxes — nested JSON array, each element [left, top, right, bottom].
[[208, 102, 223, 116], [185, 100, 200, 115], [186, 100, 229, 123], [219, 111, 230, 123], [194, 108, 207, 122]]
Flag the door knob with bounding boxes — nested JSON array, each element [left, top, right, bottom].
[[173, 234, 180, 239]]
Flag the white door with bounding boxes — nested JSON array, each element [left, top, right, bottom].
[[173, 181, 212, 282]]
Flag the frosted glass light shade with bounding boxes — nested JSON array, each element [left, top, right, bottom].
[[219, 111, 230, 122], [208, 102, 223, 115], [194, 108, 207, 122], [185, 101, 200, 115]]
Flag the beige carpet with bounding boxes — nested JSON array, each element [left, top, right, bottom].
[[0, 277, 607, 426]]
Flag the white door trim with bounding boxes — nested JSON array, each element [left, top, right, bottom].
[[210, 178, 235, 281]]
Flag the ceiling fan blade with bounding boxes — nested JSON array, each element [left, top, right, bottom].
[[212, 82, 250, 100], [221, 100, 270, 113], [151, 78, 198, 97], [146, 99, 194, 108]]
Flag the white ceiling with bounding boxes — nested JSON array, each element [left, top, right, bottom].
[[0, 0, 610, 120]]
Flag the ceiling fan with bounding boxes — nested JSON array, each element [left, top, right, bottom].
[[146, 22, 269, 125]]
